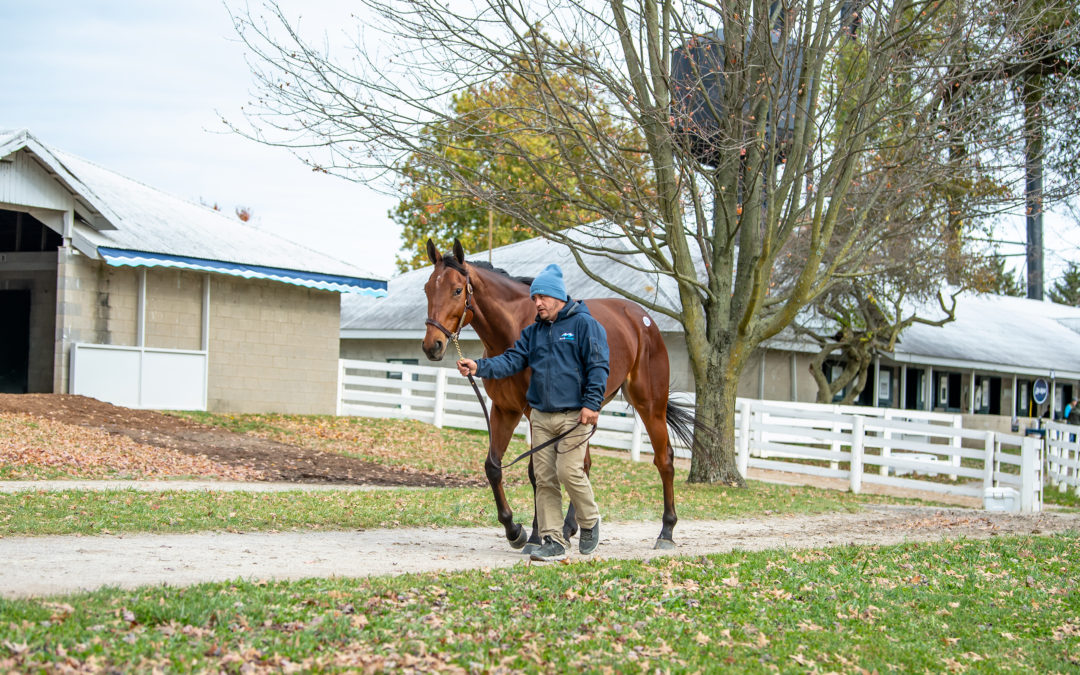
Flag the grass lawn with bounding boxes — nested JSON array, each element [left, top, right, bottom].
[[0, 459, 913, 537], [0, 534, 1076, 673], [1, 413, 1078, 672], [0, 412, 944, 537]]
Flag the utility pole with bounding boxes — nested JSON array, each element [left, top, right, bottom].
[[1024, 74, 1044, 300]]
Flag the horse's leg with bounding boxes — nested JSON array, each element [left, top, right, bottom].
[[644, 411, 678, 549], [483, 406, 528, 549], [625, 386, 678, 550], [524, 457, 541, 554]]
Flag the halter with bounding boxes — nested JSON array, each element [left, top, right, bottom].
[[425, 268, 474, 360]]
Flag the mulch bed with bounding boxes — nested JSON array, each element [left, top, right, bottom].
[[0, 394, 477, 487]]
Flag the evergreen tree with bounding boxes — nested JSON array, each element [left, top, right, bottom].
[[1048, 262, 1080, 305]]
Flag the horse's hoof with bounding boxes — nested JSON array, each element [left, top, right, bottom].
[[509, 525, 529, 550], [562, 525, 578, 541], [653, 538, 676, 550]]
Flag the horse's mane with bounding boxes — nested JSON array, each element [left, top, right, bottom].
[[443, 256, 534, 287]]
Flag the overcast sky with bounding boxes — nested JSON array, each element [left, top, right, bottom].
[[0, 1, 403, 279], [2, 1, 1075, 287]]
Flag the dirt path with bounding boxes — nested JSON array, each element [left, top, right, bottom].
[[3, 505, 1076, 599]]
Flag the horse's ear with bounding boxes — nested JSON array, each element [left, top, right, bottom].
[[426, 239, 440, 265], [452, 239, 466, 264]]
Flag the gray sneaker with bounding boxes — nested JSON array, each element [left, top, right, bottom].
[[529, 536, 567, 562], [579, 520, 600, 555]]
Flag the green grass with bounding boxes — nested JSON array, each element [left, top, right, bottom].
[[0, 461, 912, 536], [1, 534, 1076, 673]]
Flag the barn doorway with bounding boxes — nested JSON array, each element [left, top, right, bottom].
[[0, 289, 31, 393]]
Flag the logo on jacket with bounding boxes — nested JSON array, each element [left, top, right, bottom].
[[559, 332, 576, 341]]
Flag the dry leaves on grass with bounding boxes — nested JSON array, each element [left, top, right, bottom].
[[0, 413, 264, 481], [237, 415, 509, 479]]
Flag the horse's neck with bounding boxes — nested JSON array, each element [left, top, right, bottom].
[[469, 269, 533, 354]]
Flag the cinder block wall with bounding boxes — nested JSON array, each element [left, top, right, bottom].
[[145, 268, 203, 351], [58, 252, 340, 414], [207, 276, 339, 414]]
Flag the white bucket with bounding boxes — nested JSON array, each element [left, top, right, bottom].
[[983, 487, 1020, 512]]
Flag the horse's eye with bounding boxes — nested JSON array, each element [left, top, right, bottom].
[[454, 288, 463, 296]]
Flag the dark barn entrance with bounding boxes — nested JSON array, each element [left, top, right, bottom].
[[0, 289, 31, 393]]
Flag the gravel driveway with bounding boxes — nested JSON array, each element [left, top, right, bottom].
[[3, 503, 1076, 599]]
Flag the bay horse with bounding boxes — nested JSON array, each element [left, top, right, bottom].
[[422, 239, 695, 550]]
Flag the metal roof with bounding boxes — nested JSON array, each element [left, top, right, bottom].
[[341, 233, 685, 337], [890, 293, 1080, 378], [1, 129, 387, 296]]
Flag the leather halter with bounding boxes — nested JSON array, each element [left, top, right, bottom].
[[425, 268, 474, 341]]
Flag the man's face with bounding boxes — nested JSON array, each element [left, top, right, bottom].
[[532, 294, 564, 321]]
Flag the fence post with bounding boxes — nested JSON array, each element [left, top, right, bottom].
[[336, 360, 345, 417], [830, 420, 841, 471], [630, 413, 644, 462], [1049, 426, 1063, 490], [752, 402, 764, 458], [849, 416, 865, 494], [432, 369, 447, 429], [949, 417, 961, 481], [737, 399, 751, 477], [982, 431, 995, 490], [1020, 436, 1040, 513], [880, 410, 892, 477]]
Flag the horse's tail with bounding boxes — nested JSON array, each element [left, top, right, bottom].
[[664, 398, 713, 457]]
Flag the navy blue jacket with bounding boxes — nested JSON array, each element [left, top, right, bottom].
[[475, 300, 610, 412]]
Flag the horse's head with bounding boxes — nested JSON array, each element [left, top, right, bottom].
[[422, 238, 473, 361]]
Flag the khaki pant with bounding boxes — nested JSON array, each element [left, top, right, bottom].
[[530, 409, 599, 548]]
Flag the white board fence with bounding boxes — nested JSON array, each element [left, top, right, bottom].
[[1045, 420, 1080, 496], [338, 359, 1044, 512]]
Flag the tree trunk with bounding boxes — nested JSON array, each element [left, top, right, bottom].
[[688, 355, 747, 486]]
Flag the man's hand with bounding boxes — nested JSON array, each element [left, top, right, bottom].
[[457, 358, 477, 377], [579, 407, 600, 426]]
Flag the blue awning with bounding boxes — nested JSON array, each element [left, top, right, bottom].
[[98, 247, 388, 296]]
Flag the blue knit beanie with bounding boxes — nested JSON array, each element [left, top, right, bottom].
[[529, 263, 568, 301]]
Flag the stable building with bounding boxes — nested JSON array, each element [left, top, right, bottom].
[[0, 129, 386, 413]]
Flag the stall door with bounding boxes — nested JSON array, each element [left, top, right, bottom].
[[0, 290, 30, 393]]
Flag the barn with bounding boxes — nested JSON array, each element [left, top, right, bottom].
[[0, 129, 386, 414]]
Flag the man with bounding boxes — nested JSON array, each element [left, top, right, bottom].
[[457, 263, 610, 562]]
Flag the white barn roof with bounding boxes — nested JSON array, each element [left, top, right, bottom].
[[0, 129, 387, 295], [891, 293, 1080, 378], [341, 233, 685, 338]]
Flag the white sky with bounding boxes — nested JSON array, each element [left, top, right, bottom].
[[0, 0, 404, 279], [1, 1, 1075, 287]]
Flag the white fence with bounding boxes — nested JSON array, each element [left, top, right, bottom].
[[70, 343, 208, 411], [1045, 420, 1080, 496], [338, 359, 1044, 512]]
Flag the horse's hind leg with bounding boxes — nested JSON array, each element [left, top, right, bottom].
[[626, 385, 678, 549], [644, 413, 678, 549], [524, 458, 541, 554]]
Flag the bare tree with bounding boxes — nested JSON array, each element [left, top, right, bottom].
[[228, 0, 1076, 484]]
